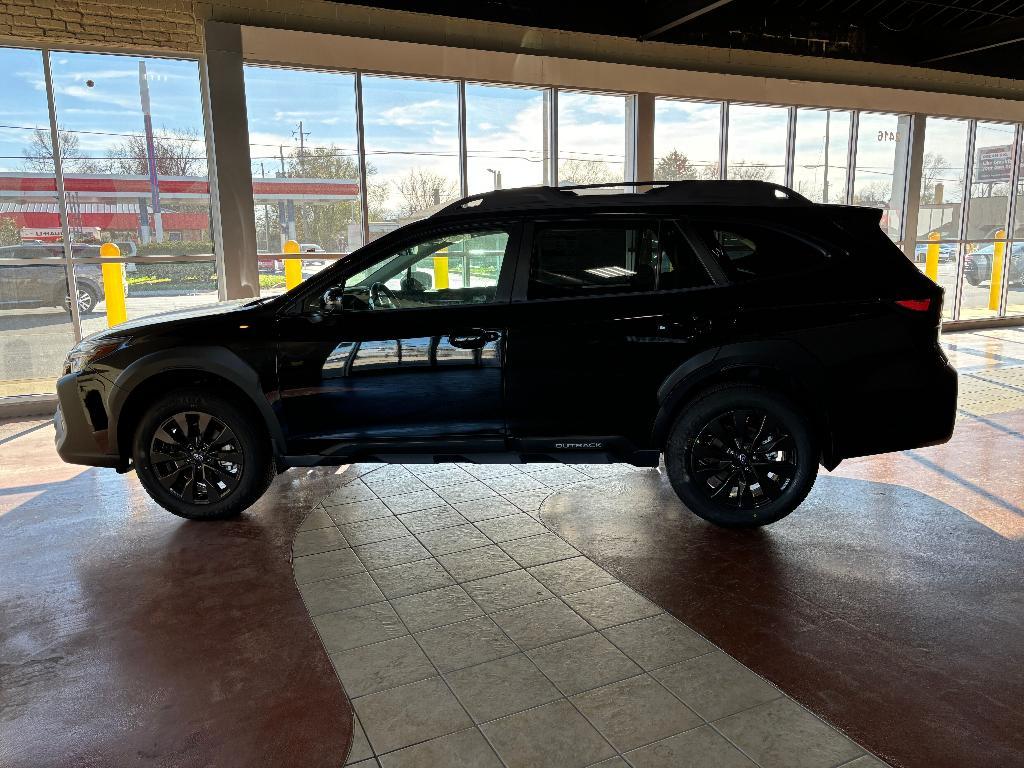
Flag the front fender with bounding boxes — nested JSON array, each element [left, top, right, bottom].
[[105, 345, 285, 456]]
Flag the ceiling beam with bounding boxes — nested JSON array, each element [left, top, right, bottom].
[[640, 0, 737, 41], [919, 16, 1024, 63]]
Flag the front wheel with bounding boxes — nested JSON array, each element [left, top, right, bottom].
[[664, 385, 818, 528], [133, 389, 274, 520]]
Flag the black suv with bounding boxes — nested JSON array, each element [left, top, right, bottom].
[[0, 243, 106, 314], [54, 182, 957, 527]]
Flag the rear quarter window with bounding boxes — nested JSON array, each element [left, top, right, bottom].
[[694, 221, 829, 282]]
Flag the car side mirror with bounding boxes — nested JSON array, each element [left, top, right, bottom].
[[321, 287, 345, 314]]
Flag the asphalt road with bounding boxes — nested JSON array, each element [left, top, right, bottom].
[[0, 292, 218, 385]]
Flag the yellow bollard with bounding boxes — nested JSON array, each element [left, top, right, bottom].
[[925, 231, 941, 283], [98, 242, 127, 327], [283, 239, 303, 290], [989, 229, 1006, 312], [433, 247, 449, 290]]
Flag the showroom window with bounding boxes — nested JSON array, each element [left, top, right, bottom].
[[653, 98, 722, 181], [852, 112, 912, 243], [725, 104, 788, 183], [48, 51, 216, 339], [465, 83, 549, 194], [242, 65, 362, 293], [792, 109, 852, 205], [0, 47, 76, 398], [0, 46, 215, 397], [556, 91, 629, 186], [960, 122, 1018, 319], [914, 117, 969, 320], [361, 75, 461, 226]]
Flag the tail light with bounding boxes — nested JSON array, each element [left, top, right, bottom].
[[895, 298, 932, 312]]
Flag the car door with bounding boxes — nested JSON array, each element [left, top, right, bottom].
[[504, 216, 733, 452], [276, 223, 520, 458]]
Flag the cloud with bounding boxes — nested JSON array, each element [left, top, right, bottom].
[[368, 99, 454, 129]]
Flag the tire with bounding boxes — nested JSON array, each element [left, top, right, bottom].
[[966, 273, 982, 287], [664, 384, 818, 528], [65, 284, 98, 315], [132, 389, 274, 520]]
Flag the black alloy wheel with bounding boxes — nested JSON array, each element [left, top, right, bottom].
[[688, 409, 797, 510], [150, 411, 244, 504], [665, 384, 817, 528], [133, 389, 274, 520]]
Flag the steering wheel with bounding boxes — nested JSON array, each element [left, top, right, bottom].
[[369, 281, 399, 310]]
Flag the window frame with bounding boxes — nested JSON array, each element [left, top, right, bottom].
[[290, 219, 522, 315]]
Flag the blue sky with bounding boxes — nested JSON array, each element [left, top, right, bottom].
[[5, 45, 1014, 219], [0, 47, 205, 174]]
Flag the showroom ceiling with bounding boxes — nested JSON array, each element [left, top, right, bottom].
[[348, 0, 1024, 78]]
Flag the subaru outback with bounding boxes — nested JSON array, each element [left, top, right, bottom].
[[54, 181, 957, 527]]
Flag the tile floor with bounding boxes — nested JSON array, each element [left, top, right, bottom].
[[944, 327, 1024, 418], [293, 462, 887, 768]]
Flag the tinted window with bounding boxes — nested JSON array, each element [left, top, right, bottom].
[[658, 221, 714, 291], [529, 223, 711, 299], [695, 222, 827, 281]]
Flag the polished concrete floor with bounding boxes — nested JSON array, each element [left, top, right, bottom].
[[1, 329, 1021, 767], [0, 426, 353, 768]]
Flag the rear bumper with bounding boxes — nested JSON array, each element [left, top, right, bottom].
[[54, 372, 120, 468], [833, 345, 958, 461]]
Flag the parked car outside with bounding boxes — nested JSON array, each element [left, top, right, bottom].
[[912, 241, 957, 264], [963, 243, 1024, 287], [54, 181, 957, 528], [0, 243, 106, 314], [300, 243, 326, 265]]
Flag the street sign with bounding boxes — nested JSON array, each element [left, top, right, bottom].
[[975, 145, 1014, 183]]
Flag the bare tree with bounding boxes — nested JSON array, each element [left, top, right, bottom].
[[920, 152, 953, 204], [725, 161, 776, 182], [22, 127, 102, 173], [105, 127, 205, 177], [558, 158, 617, 186], [395, 167, 458, 217]]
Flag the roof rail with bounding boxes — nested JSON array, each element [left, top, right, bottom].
[[434, 180, 812, 217]]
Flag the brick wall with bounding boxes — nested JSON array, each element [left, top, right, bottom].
[[0, 0, 202, 53]]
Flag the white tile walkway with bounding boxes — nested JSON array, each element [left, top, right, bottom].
[[293, 462, 888, 768]]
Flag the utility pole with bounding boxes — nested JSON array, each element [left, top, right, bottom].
[[139, 61, 163, 243], [823, 110, 831, 204], [293, 120, 311, 173], [261, 161, 271, 252]]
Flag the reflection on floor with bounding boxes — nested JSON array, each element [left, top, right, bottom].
[[299, 463, 882, 768], [0, 425, 352, 768]]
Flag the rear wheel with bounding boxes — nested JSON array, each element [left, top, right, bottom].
[[65, 284, 97, 315], [665, 385, 817, 528], [132, 389, 274, 520]]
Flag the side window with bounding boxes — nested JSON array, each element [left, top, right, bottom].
[[695, 222, 828, 282], [336, 229, 510, 311], [657, 221, 713, 291], [528, 225, 659, 299]]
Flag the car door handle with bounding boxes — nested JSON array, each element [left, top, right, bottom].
[[449, 329, 500, 349]]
